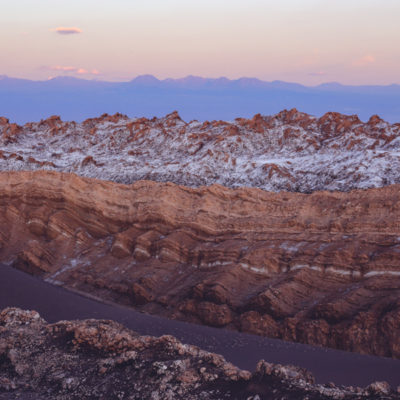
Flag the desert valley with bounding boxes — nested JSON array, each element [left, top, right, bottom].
[[2, 0, 400, 398], [0, 109, 400, 398]]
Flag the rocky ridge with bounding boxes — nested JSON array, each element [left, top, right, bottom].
[[0, 171, 399, 358], [0, 307, 398, 400], [0, 110, 400, 192]]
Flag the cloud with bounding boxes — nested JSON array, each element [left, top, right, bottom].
[[50, 65, 77, 72], [352, 54, 375, 67], [76, 68, 100, 75], [53, 27, 82, 35], [44, 66, 101, 76]]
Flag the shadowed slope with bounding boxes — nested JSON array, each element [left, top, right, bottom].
[[1, 307, 399, 399]]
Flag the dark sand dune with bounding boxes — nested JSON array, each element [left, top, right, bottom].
[[0, 264, 399, 387]]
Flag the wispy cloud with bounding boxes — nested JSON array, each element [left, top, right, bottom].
[[43, 66, 100, 76], [50, 65, 77, 72], [352, 54, 375, 67], [76, 68, 100, 75], [53, 27, 82, 35]]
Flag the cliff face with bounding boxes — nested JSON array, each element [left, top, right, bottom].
[[0, 308, 397, 400], [0, 110, 400, 192], [0, 171, 399, 358]]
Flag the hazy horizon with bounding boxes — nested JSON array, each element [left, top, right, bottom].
[[1, 73, 400, 124], [2, 73, 400, 88]]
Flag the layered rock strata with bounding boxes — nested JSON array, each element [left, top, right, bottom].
[[0, 110, 400, 192], [1, 308, 398, 400], [0, 171, 399, 358]]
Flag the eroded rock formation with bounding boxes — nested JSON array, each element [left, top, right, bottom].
[[0, 109, 400, 191], [0, 308, 398, 399], [0, 171, 399, 358]]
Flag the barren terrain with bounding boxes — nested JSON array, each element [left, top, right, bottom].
[[1, 110, 400, 192], [1, 307, 398, 399], [0, 170, 399, 358]]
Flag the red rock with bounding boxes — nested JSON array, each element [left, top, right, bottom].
[[0, 170, 399, 358], [197, 302, 234, 327], [368, 115, 384, 125]]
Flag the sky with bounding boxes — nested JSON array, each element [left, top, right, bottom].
[[0, 0, 399, 85]]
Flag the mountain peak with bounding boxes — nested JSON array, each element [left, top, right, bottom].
[[130, 75, 160, 85]]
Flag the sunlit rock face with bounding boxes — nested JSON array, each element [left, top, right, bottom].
[[1, 109, 400, 192], [0, 171, 399, 358]]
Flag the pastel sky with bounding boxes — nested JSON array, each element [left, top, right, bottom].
[[1, 0, 399, 85]]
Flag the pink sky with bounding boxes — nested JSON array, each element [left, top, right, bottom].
[[1, 0, 399, 85]]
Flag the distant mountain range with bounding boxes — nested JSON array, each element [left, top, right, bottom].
[[1, 74, 399, 123]]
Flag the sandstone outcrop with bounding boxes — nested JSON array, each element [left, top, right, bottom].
[[1, 308, 398, 399], [0, 171, 399, 358], [0, 110, 400, 192]]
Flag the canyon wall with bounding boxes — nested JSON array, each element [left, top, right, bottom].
[[0, 171, 399, 358]]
